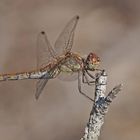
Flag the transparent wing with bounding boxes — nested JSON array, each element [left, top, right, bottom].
[[36, 31, 56, 100], [35, 78, 49, 100], [35, 71, 54, 100], [35, 62, 61, 99], [35, 15, 80, 98], [54, 15, 79, 56], [57, 72, 78, 81], [37, 31, 56, 69]]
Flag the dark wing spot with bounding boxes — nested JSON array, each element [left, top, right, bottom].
[[76, 15, 80, 19], [41, 31, 45, 34]]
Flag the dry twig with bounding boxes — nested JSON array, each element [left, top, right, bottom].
[[81, 70, 122, 140]]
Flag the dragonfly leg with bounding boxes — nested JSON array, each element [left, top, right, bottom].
[[82, 70, 95, 86], [95, 68, 103, 72], [78, 71, 94, 102], [82, 71, 91, 85], [86, 70, 95, 79]]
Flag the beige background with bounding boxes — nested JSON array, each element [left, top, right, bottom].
[[0, 0, 140, 140]]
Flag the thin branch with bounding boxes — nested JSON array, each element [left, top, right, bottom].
[[81, 70, 122, 140], [105, 84, 122, 105]]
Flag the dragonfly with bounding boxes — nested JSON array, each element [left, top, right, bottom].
[[0, 15, 100, 101]]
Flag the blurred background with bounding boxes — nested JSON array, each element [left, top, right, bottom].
[[0, 0, 140, 140]]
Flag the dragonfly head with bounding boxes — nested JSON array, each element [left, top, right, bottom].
[[85, 52, 100, 70]]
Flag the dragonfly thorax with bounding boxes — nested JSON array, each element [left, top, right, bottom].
[[85, 52, 100, 71], [59, 53, 83, 73]]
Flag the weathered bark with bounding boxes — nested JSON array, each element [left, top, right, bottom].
[[81, 70, 122, 140]]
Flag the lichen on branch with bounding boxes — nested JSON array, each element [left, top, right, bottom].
[[81, 70, 122, 140]]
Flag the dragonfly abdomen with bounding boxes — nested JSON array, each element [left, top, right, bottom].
[[0, 70, 48, 81]]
